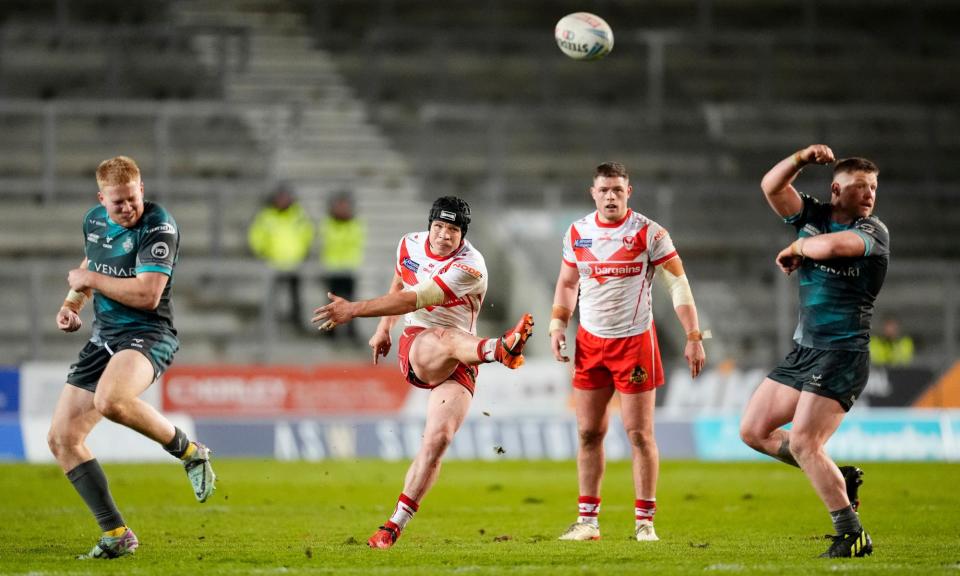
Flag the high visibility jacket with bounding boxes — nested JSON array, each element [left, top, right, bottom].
[[869, 336, 915, 366], [321, 216, 365, 271], [248, 204, 314, 270]]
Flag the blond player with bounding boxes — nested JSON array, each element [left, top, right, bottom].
[[312, 196, 534, 549], [551, 162, 706, 542]]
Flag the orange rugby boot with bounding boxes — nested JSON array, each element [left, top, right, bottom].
[[494, 313, 534, 369], [368, 524, 400, 549]]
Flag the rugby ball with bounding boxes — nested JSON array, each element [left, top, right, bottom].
[[554, 12, 614, 61]]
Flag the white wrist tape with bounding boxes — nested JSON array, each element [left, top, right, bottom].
[[413, 281, 446, 309], [63, 289, 88, 313], [656, 267, 695, 308], [548, 318, 567, 334]]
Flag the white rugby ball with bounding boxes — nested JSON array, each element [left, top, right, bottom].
[[554, 12, 614, 61]]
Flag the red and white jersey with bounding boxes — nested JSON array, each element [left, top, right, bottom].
[[562, 209, 677, 338], [395, 232, 487, 334]]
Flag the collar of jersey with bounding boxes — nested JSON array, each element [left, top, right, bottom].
[[424, 237, 464, 261], [594, 208, 632, 228], [105, 215, 132, 234]]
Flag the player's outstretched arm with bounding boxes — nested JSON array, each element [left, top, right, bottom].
[[549, 264, 580, 363], [656, 257, 706, 378], [314, 290, 417, 332], [761, 144, 835, 218]]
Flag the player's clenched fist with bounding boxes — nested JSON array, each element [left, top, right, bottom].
[[56, 307, 82, 332], [795, 144, 835, 166]]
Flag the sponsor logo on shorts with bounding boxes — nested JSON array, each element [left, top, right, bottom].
[[574, 239, 593, 248], [130, 338, 144, 349], [452, 262, 483, 279], [630, 366, 648, 384], [402, 257, 420, 273], [809, 374, 823, 387], [151, 242, 170, 259]]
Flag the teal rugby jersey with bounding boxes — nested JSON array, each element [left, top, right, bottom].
[[81, 202, 179, 342], [785, 193, 889, 351]]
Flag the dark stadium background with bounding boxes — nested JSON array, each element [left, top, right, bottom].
[[1, 0, 958, 464]]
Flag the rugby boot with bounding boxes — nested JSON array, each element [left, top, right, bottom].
[[494, 313, 534, 369], [635, 520, 660, 542], [839, 465, 863, 512], [820, 529, 873, 558], [77, 527, 138, 559], [368, 523, 401, 549], [184, 442, 217, 503], [558, 521, 601, 541]]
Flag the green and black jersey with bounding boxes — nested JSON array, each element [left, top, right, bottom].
[[81, 201, 179, 345], [785, 193, 889, 352]]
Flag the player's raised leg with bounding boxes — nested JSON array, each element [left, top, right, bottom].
[[620, 388, 660, 541], [407, 314, 535, 385], [739, 378, 801, 466], [95, 350, 216, 503], [369, 382, 472, 549]]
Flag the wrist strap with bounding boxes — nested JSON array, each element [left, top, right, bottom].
[[62, 289, 88, 313], [687, 329, 712, 342]]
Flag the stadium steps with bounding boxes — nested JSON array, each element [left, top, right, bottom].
[[173, 0, 426, 287], [171, 0, 430, 361]]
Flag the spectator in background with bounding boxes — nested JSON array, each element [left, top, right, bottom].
[[248, 183, 315, 332], [320, 191, 366, 341], [870, 316, 914, 366]]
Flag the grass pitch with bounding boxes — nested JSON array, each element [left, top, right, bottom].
[[0, 459, 958, 575]]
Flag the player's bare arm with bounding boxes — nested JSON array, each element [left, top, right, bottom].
[[67, 266, 168, 311], [57, 258, 93, 332], [313, 289, 418, 331], [776, 231, 867, 275], [657, 256, 706, 378], [550, 263, 580, 362], [761, 144, 835, 218], [369, 273, 406, 364]]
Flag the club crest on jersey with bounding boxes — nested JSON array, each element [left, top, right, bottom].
[[574, 239, 593, 248], [629, 366, 648, 384], [622, 235, 636, 250], [402, 257, 420, 273], [122, 237, 134, 254]]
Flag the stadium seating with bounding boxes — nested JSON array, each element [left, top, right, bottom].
[[0, 0, 957, 370], [300, 0, 960, 367]]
